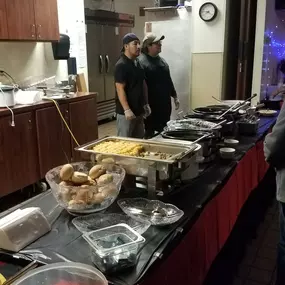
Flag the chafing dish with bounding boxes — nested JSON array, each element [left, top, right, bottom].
[[75, 136, 200, 196]]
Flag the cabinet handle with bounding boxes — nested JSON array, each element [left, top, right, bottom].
[[28, 119, 32, 130], [31, 24, 36, 38], [99, 55, 103, 74], [105, 55, 110, 73], [37, 24, 42, 39]]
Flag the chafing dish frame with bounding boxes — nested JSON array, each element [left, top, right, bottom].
[[75, 136, 199, 196]]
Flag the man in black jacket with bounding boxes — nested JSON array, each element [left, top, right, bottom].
[[114, 33, 151, 138], [139, 33, 180, 138]]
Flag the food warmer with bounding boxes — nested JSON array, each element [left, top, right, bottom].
[[76, 136, 200, 196]]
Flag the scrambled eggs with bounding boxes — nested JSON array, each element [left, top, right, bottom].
[[93, 141, 144, 157]]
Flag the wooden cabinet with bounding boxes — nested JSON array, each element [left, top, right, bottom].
[[69, 98, 98, 161], [6, 0, 36, 40], [0, 0, 8, 39], [0, 94, 98, 197], [0, 112, 39, 197], [36, 104, 72, 178], [1, 0, 59, 41], [34, 0, 59, 41]]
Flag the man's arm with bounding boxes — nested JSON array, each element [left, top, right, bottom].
[[114, 63, 130, 111], [143, 80, 149, 105], [264, 105, 285, 168], [115, 82, 130, 111], [169, 77, 177, 98], [162, 58, 177, 98]]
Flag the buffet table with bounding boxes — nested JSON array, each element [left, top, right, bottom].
[[0, 115, 277, 285]]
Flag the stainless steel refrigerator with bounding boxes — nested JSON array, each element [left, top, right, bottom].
[[85, 9, 134, 121]]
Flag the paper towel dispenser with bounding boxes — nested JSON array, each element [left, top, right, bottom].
[[52, 34, 70, 60]]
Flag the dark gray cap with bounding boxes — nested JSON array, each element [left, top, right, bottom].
[[143, 33, 165, 46]]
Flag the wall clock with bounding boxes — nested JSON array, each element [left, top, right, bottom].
[[199, 2, 218, 22]]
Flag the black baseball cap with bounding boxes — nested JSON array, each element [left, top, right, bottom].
[[121, 33, 140, 52]]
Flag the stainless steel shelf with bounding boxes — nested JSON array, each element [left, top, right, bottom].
[[144, 6, 191, 12], [144, 6, 177, 12]]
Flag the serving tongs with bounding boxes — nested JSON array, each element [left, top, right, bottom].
[[217, 94, 257, 119], [3, 260, 38, 285]]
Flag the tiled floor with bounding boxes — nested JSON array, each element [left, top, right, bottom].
[[229, 200, 279, 285], [98, 119, 116, 138]]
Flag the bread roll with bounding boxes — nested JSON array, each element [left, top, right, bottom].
[[60, 164, 74, 181], [71, 172, 88, 184]]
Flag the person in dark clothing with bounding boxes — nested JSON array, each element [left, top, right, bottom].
[[114, 33, 151, 138], [138, 33, 180, 138], [264, 104, 285, 285]]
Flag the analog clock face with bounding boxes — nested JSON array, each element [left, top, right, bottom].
[[199, 2, 218, 22]]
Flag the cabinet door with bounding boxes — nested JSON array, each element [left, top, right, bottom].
[[103, 25, 121, 101], [6, 0, 36, 40], [0, 0, 8, 39], [69, 98, 98, 161], [0, 113, 39, 197], [86, 24, 105, 102], [36, 104, 72, 178], [34, 0, 59, 41]]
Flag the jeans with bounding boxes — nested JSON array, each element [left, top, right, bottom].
[[277, 202, 285, 284], [116, 114, 144, 138]]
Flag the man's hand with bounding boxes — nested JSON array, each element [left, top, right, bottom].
[[143, 104, 151, 118], [124, 109, 136, 120], [174, 97, 180, 110]]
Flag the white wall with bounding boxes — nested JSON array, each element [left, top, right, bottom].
[[192, 0, 227, 53], [191, 0, 227, 108]]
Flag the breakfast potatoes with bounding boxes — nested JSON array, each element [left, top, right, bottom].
[[58, 163, 117, 210]]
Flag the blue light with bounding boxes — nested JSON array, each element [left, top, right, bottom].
[[265, 31, 285, 59]]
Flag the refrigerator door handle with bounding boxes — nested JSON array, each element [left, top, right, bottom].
[[105, 55, 110, 73], [99, 55, 103, 73]]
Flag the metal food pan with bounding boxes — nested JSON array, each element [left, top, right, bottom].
[[75, 136, 198, 164]]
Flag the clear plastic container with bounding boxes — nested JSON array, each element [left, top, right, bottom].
[[83, 223, 145, 274], [72, 213, 151, 235], [13, 262, 108, 285]]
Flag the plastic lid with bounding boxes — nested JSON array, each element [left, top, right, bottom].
[[13, 262, 108, 285]]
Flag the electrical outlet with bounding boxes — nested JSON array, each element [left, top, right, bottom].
[[139, 7, 145, 17]]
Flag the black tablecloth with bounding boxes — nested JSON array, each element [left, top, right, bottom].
[[0, 116, 277, 285]]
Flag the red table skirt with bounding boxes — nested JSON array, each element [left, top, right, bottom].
[[142, 141, 269, 285]]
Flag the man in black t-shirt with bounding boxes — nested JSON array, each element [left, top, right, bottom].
[[114, 33, 151, 138]]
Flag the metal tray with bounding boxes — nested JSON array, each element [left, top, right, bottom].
[[75, 137, 199, 181], [76, 136, 197, 163]]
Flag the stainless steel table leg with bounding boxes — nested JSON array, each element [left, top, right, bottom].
[[147, 166, 157, 199]]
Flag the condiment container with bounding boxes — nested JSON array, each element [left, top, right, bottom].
[[83, 223, 145, 274]]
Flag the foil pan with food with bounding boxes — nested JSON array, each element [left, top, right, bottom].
[[166, 119, 222, 132]]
